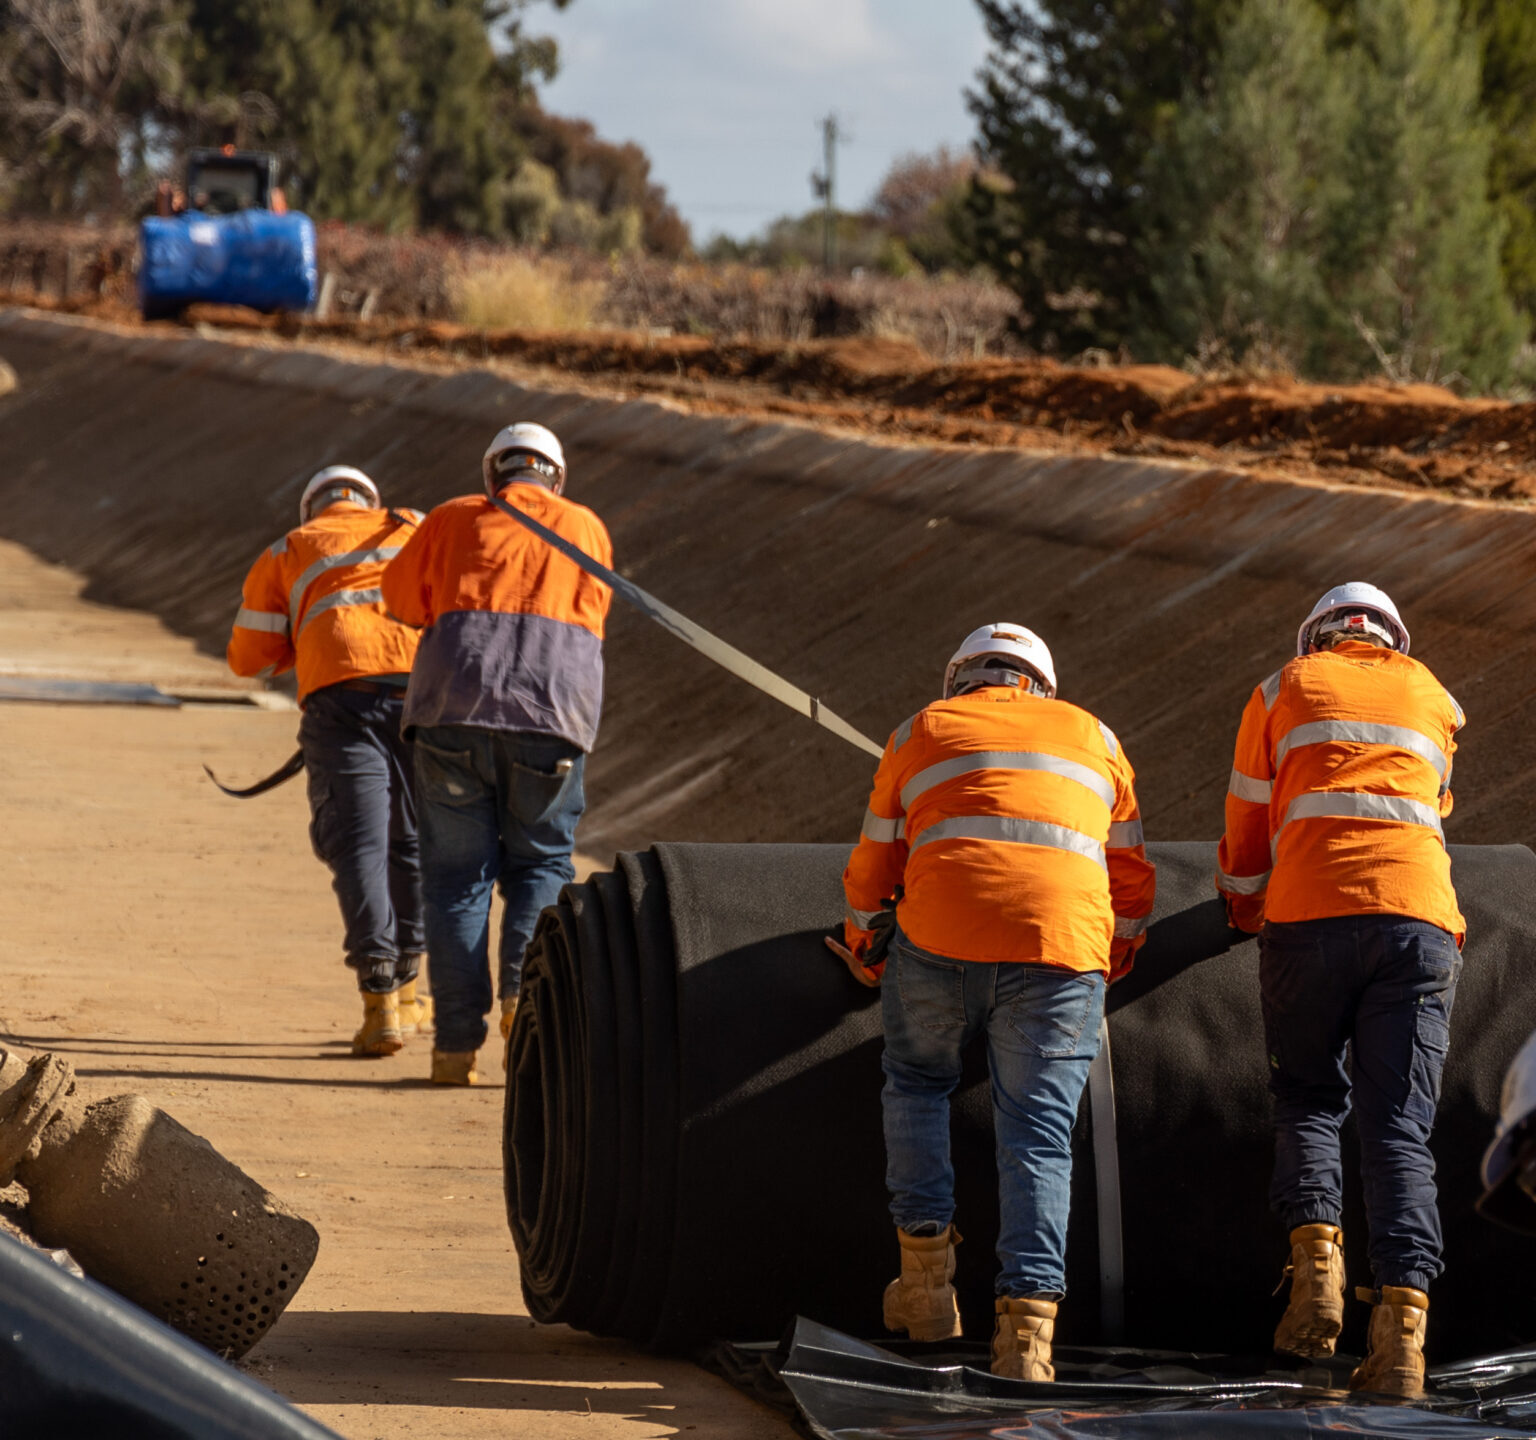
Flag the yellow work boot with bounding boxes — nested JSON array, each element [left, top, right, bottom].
[[1274, 1223, 1346, 1358], [991, 1296, 1058, 1381], [397, 977, 434, 1036], [1350, 1285, 1430, 1399], [882, 1225, 962, 1341], [351, 991, 404, 1057], [500, 997, 518, 1073], [430, 1048, 479, 1086]]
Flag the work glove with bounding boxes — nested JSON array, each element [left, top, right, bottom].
[[825, 891, 901, 987]]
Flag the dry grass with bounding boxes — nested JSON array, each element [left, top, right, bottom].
[[448, 252, 604, 332]]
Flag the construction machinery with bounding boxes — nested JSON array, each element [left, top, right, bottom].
[[139, 147, 317, 321]]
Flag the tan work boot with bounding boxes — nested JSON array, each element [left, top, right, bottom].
[[500, 997, 519, 1073], [1274, 1223, 1346, 1358], [991, 1296, 1058, 1381], [351, 991, 404, 1057], [430, 1048, 479, 1086], [1350, 1285, 1430, 1398], [882, 1225, 962, 1341], [397, 977, 434, 1035]]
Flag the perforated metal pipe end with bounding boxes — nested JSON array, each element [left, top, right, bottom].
[[19, 1094, 319, 1358]]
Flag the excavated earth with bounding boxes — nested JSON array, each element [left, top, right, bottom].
[[11, 291, 1536, 502], [4, 305, 1536, 1433]]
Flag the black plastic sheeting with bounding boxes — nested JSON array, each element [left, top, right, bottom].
[[730, 1317, 1536, 1438], [505, 842, 1536, 1370], [0, 1231, 337, 1440]]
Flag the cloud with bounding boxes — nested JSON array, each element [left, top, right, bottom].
[[701, 0, 894, 72]]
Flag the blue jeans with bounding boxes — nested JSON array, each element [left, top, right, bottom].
[[1260, 914, 1461, 1292], [881, 930, 1105, 1298], [413, 725, 585, 1053], [297, 684, 423, 994]]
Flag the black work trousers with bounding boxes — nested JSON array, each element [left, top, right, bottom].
[[297, 684, 424, 994], [1260, 912, 1460, 1292]]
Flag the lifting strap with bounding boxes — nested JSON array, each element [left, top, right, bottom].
[[489, 492, 884, 759], [203, 749, 305, 798]]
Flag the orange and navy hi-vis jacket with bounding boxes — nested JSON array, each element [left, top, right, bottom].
[[380, 482, 613, 751], [1216, 639, 1465, 938], [842, 686, 1156, 978], [227, 503, 422, 703]]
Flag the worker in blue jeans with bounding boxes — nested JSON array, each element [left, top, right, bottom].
[[381, 422, 613, 1085], [410, 728, 585, 1057], [836, 624, 1154, 1379], [882, 932, 1106, 1302]]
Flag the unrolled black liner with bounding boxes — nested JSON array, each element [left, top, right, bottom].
[[504, 841, 1536, 1365]]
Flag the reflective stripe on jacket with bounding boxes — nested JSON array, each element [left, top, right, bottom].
[[227, 504, 421, 702], [380, 483, 613, 751], [842, 687, 1156, 976], [1216, 639, 1464, 937]]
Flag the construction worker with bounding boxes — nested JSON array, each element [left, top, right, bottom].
[[832, 623, 1154, 1381], [228, 466, 428, 1056], [1217, 582, 1464, 1399], [380, 423, 611, 1087]]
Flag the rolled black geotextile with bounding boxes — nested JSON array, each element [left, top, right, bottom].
[[504, 841, 1536, 1358]]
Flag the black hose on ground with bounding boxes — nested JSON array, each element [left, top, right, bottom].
[[504, 842, 1536, 1358]]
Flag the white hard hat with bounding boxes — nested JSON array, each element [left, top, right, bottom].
[[1479, 1028, 1536, 1233], [943, 623, 1057, 699], [298, 465, 380, 524], [483, 422, 567, 496], [1297, 582, 1410, 656]]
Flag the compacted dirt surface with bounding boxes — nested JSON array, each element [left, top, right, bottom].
[[11, 290, 1536, 502], [0, 539, 790, 1438]]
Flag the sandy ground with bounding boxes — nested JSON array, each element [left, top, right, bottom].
[[0, 539, 790, 1439]]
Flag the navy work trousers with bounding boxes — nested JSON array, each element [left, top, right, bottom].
[[297, 683, 424, 994], [1260, 913, 1461, 1292], [413, 725, 586, 1054]]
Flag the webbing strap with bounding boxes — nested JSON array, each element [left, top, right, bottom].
[[203, 749, 305, 799], [489, 492, 884, 758], [1088, 1016, 1125, 1341]]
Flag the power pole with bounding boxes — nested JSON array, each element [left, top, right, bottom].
[[810, 114, 842, 271]]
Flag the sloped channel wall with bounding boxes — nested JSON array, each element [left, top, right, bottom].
[[1, 307, 1533, 857]]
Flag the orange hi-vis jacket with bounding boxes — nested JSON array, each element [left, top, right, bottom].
[[842, 686, 1156, 977], [1216, 639, 1465, 937], [227, 503, 422, 702], [380, 482, 613, 751]]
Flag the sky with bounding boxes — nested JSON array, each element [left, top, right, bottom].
[[535, 0, 994, 243]]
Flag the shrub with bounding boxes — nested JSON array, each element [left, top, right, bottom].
[[448, 252, 604, 331]]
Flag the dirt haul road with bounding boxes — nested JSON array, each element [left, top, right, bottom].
[[0, 538, 790, 1438]]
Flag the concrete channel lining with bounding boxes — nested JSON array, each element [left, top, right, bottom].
[[0, 306, 1532, 857]]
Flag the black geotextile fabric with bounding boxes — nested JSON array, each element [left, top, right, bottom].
[[503, 841, 1536, 1365], [0, 1232, 338, 1440], [725, 1318, 1536, 1437]]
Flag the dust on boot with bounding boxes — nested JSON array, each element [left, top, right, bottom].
[[991, 1296, 1058, 1381], [883, 1224, 962, 1342], [431, 1049, 479, 1086], [396, 973, 433, 1035], [1273, 1223, 1346, 1358], [352, 988, 404, 1057], [1350, 1285, 1430, 1399]]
